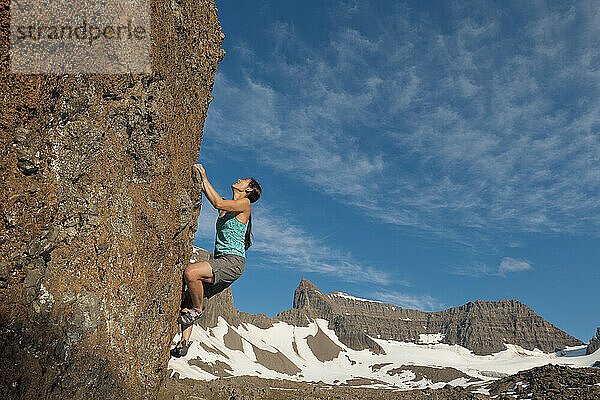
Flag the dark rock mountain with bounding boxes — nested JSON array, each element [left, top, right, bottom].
[[588, 328, 600, 355], [0, 1, 225, 398], [194, 247, 583, 356], [284, 277, 583, 355]]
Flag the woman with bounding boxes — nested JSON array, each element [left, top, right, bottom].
[[171, 163, 262, 357]]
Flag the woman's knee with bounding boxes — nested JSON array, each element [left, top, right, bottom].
[[184, 262, 211, 282], [183, 263, 199, 281]]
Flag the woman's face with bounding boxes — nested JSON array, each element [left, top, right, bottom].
[[232, 178, 252, 192]]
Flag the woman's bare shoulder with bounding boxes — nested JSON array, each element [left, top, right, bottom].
[[219, 203, 250, 221]]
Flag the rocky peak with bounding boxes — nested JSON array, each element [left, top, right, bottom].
[[283, 280, 582, 356], [451, 298, 532, 315], [297, 277, 321, 291], [292, 277, 322, 309], [588, 328, 600, 355]]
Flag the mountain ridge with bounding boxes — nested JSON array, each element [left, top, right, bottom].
[[163, 246, 600, 392], [192, 246, 583, 356]]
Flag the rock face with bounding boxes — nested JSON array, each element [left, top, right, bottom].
[[196, 262, 582, 356], [588, 328, 600, 355], [0, 1, 225, 398]]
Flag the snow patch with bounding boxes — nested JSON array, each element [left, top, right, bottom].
[[418, 333, 445, 344], [167, 316, 600, 391], [328, 291, 387, 304]]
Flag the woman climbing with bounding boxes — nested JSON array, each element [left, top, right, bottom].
[[171, 163, 262, 357]]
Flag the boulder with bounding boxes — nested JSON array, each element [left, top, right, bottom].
[[0, 0, 225, 398]]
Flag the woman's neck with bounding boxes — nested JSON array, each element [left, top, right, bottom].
[[232, 191, 246, 201]]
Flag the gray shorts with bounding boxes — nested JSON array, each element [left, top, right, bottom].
[[205, 253, 245, 294], [180, 252, 245, 309]]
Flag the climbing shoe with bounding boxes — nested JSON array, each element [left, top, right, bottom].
[[177, 305, 205, 327], [170, 339, 193, 357], [178, 339, 193, 356]]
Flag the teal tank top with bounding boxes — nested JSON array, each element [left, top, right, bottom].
[[214, 211, 248, 258]]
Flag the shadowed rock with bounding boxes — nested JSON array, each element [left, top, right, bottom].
[[306, 323, 344, 362], [588, 328, 600, 355], [188, 358, 234, 378], [387, 365, 474, 384], [223, 326, 245, 352], [251, 344, 301, 376]]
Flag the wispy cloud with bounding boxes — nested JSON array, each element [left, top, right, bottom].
[[370, 289, 443, 311], [204, 1, 600, 259], [194, 201, 404, 286], [449, 257, 533, 278], [498, 257, 532, 276]]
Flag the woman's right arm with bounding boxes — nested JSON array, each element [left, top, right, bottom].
[[195, 163, 249, 212], [200, 173, 224, 209], [202, 174, 250, 212], [195, 163, 223, 210]]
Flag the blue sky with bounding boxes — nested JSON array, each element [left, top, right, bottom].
[[194, 0, 600, 342]]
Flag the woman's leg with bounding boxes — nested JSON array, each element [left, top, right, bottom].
[[175, 282, 195, 350], [182, 261, 214, 312], [180, 324, 193, 344], [174, 323, 194, 351]]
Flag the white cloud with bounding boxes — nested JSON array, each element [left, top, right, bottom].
[[371, 289, 442, 312], [498, 257, 532, 276], [450, 257, 533, 277], [204, 71, 386, 207]]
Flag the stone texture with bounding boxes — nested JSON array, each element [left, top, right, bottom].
[[0, 0, 225, 398], [195, 263, 582, 357], [386, 365, 474, 384], [158, 364, 600, 400], [158, 374, 492, 400], [488, 363, 600, 399], [587, 328, 600, 355]]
